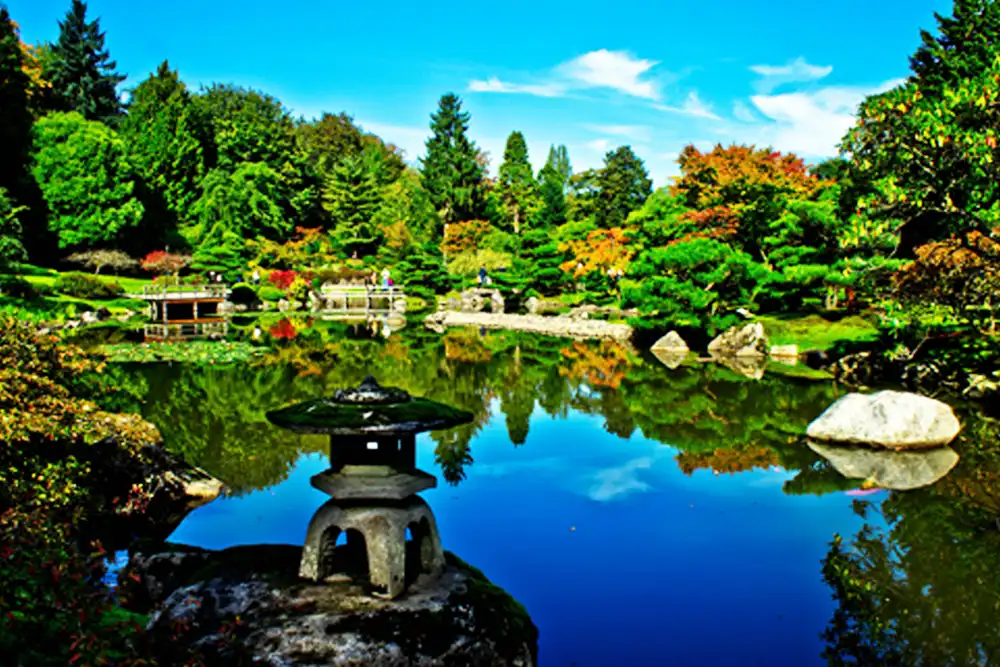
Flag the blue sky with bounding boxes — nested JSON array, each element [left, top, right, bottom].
[[9, 0, 952, 186]]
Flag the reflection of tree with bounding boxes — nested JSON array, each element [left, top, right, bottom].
[[821, 411, 1000, 666], [676, 446, 779, 476], [123, 326, 851, 490]]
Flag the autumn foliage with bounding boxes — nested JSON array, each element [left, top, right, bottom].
[[268, 318, 298, 340], [676, 447, 780, 476], [442, 219, 493, 255], [268, 269, 298, 290], [139, 250, 191, 276], [560, 227, 634, 277], [558, 340, 633, 389]]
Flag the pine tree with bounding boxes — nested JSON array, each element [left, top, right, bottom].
[[398, 240, 450, 300], [496, 131, 540, 234], [596, 145, 652, 228], [121, 61, 204, 236], [534, 163, 568, 230], [910, 0, 1000, 90], [322, 155, 383, 255], [545, 144, 572, 192], [520, 228, 566, 296], [420, 93, 487, 230], [47, 0, 125, 124], [0, 9, 33, 208]]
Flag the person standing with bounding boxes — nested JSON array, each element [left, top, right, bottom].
[[381, 267, 390, 291], [478, 266, 487, 288], [252, 269, 260, 286]]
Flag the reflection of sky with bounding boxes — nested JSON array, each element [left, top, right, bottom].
[[170, 403, 872, 667]]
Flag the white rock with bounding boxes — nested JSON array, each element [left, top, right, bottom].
[[769, 344, 799, 360], [708, 322, 769, 357], [806, 390, 961, 448], [807, 441, 959, 490], [651, 330, 689, 353]]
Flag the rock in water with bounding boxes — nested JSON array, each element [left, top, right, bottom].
[[769, 344, 798, 361], [707, 322, 769, 357], [806, 390, 961, 448], [807, 441, 959, 490], [651, 330, 689, 353], [128, 544, 539, 667]]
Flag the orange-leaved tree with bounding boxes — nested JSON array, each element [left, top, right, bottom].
[[559, 227, 634, 279]]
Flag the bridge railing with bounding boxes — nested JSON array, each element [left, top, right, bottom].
[[138, 283, 227, 298]]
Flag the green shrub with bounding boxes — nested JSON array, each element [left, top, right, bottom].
[[315, 266, 369, 284], [0, 275, 39, 300], [229, 282, 259, 305], [257, 285, 284, 302], [53, 272, 125, 299]]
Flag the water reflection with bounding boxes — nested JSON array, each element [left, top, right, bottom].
[[119, 327, 1000, 666]]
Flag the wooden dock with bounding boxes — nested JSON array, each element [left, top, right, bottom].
[[128, 284, 230, 341]]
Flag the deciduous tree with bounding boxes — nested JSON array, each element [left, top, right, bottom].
[[31, 112, 143, 250]]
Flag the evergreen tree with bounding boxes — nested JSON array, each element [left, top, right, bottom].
[[47, 0, 125, 124], [0, 187, 27, 271], [520, 228, 566, 296], [534, 163, 568, 230], [322, 155, 383, 255], [910, 0, 1000, 91], [398, 240, 450, 299], [545, 144, 572, 191], [596, 145, 652, 228], [420, 93, 487, 230], [0, 9, 33, 204], [496, 131, 540, 234], [120, 61, 204, 238]]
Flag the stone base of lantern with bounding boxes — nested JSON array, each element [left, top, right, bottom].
[[299, 495, 445, 599], [310, 467, 436, 500]]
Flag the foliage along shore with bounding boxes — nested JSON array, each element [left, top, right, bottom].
[[0, 0, 996, 395]]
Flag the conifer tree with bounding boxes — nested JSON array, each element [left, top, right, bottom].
[[47, 0, 125, 124], [910, 0, 1000, 91], [121, 61, 204, 234], [535, 163, 569, 230], [545, 144, 572, 191], [0, 9, 32, 197], [420, 93, 487, 230], [496, 131, 540, 234], [322, 155, 383, 255], [596, 145, 652, 228]]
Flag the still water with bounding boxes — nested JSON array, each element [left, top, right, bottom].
[[121, 323, 1000, 666]]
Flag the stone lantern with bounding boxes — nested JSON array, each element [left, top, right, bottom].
[[266, 376, 473, 599]]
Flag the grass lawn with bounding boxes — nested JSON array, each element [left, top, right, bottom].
[[758, 312, 880, 351]]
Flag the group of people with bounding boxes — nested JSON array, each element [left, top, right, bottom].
[[365, 268, 394, 291]]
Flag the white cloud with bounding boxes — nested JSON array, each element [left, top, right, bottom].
[[732, 100, 757, 123], [583, 124, 652, 141], [749, 57, 833, 93], [467, 76, 566, 98], [745, 78, 903, 156], [587, 457, 654, 502], [586, 138, 611, 152], [557, 49, 660, 99], [468, 49, 662, 100], [654, 92, 721, 120]]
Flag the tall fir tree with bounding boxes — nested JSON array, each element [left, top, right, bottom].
[[47, 0, 125, 125], [420, 93, 487, 231], [496, 131, 540, 234], [596, 145, 652, 228], [0, 9, 33, 204], [121, 61, 204, 243], [534, 163, 568, 230], [909, 0, 1000, 91], [545, 144, 572, 192], [322, 155, 383, 255]]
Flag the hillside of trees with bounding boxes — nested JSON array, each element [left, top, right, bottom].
[[0, 0, 998, 357]]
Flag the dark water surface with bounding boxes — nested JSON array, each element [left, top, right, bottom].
[[121, 324, 1000, 666]]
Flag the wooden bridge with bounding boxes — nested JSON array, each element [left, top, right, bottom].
[[318, 285, 407, 315], [128, 283, 230, 341]]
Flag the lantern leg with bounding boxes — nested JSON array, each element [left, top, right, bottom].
[[365, 519, 407, 599]]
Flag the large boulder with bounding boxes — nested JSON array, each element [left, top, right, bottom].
[[807, 441, 960, 490], [707, 322, 769, 357], [806, 390, 961, 449], [126, 543, 538, 667], [651, 330, 689, 353]]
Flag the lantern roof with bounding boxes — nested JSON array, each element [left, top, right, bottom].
[[266, 376, 474, 435]]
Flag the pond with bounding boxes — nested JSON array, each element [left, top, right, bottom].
[[120, 325, 1000, 666]]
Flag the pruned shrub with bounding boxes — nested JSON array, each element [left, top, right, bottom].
[[53, 272, 125, 299]]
